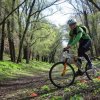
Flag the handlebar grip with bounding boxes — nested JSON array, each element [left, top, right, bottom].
[[63, 49, 69, 53]]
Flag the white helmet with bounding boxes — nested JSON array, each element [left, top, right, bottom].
[[67, 19, 77, 25]]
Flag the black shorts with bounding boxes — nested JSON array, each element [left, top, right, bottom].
[[78, 39, 92, 57]]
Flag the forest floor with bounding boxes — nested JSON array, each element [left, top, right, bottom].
[[0, 60, 100, 100]]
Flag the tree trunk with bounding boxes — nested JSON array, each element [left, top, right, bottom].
[[49, 49, 56, 63], [7, 20, 16, 62], [32, 52, 34, 60], [88, 0, 100, 11], [0, 21, 5, 60], [17, 0, 36, 63], [83, 11, 94, 57], [0, 0, 5, 61], [11, 0, 16, 62], [23, 46, 27, 59], [36, 54, 40, 61], [91, 12, 99, 56], [26, 47, 30, 64], [23, 45, 31, 63], [26, 46, 31, 64]]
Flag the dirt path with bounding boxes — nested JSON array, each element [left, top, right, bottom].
[[0, 73, 52, 99], [0, 68, 100, 100]]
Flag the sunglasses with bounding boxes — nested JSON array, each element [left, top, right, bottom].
[[69, 23, 76, 26]]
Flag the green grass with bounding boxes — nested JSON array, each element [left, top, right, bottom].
[[0, 60, 53, 81]]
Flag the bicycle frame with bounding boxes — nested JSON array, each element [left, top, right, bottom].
[[49, 51, 99, 88], [61, 63, 67, 76], [62, 51, 85, 69]]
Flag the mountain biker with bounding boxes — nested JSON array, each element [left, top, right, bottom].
[[64, 18, 92, 76]]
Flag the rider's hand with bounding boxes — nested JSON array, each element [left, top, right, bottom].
[[63, 45, 71, 51]]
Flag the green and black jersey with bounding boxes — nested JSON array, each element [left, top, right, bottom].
[[68, 25, 91, 46]]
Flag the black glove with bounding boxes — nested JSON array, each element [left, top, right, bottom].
[[63, 48, 69, 53]]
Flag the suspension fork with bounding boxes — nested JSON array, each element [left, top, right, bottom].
[[61, 60, 67, 76]]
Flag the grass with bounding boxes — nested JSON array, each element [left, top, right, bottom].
[[41, 85, 50, 92], [0, 59, 100, 100], [0, 60, 53, 81], [1, 54, 99, 81]]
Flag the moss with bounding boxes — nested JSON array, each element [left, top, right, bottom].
[[0, 60, 52, 80], [41, 85, 50, 92]]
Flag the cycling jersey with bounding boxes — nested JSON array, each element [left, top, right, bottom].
[[68, 26, 91, 46]]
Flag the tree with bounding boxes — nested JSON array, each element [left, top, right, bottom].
[[88, 0, 100, 11], [0, 1, 6, 60], [17, 0, 59, 63]]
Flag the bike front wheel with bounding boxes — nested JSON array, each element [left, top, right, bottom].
[[49, 62, 75, 88]]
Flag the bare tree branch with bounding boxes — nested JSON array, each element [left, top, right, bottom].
[[30, 10, 58, 24], [30, 34, 50, 47], [88, 0, 100, 11], [30, 0, 58, 16], [0, 0, 27, 25]]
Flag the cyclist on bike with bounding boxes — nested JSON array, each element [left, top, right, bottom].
[[64, 18, 92, 76]]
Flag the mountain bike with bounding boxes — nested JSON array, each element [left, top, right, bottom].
[[49, 50, 100, 88]]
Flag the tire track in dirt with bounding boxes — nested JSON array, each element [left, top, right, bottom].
[[0, 67, 100, 100], [0, 73, 51, 99]]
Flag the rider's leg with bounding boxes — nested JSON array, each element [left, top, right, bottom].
[[84, 53, 91, 63], [75, 48, 83, 76], [82, 40, 92, 69], [78, 47, 83, 67], [78, 47, 92, 66], [83, 53, 92, 69], [75, 40, 92, 76], [77, 39, 91, 66], [84, 53, 92, 63]]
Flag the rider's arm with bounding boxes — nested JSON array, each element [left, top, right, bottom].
[[70, 31, 83, 46], [68, 31, 73, 45], [68, 36, 73, 45]]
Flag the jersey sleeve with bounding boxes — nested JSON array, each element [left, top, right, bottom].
[[68, 31, 73, 45], [68, 36, 73, 45], [70, 27, 83, 46]]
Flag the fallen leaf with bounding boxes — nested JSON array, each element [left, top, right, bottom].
[[97, 76, 100, 80], [30, 93, 38, 97], [80, 80, 87, 83]]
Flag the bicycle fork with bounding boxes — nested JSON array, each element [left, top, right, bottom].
[[61, 62, 67, 76]]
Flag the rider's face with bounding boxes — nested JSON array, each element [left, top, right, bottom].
[[69, 23, 76, 30]]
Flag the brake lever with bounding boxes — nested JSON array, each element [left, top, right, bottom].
[[63, 49, 69, 53]]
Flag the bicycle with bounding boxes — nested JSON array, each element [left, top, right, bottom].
[[49, 50, 100, 88]]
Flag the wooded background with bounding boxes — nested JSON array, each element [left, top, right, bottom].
[[0, 0, 100, 64]]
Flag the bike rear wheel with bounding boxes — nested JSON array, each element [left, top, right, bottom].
[[85, 57, 100, 80], [49, 62, 75, 88]]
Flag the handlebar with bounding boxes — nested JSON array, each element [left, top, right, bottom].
[[63, 49, 69, 53]]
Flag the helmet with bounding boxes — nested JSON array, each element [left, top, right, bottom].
[[67, 19, 77, 25]]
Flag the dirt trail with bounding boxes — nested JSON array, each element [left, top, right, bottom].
[[0, 68, 100, 100], [0, 73, 51, 99]]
